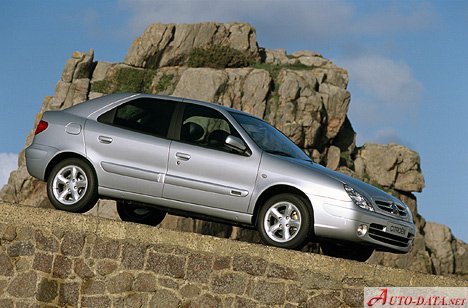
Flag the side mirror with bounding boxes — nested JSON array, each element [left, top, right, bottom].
[[225, 135, 247, 152]]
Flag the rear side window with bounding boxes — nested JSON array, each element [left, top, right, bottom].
[[98, 98, 176, 138]]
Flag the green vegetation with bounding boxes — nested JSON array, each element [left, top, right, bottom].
[[90, 67, 157, 94], [90, 80, 111, 94], [250, 62, 310, 81], [340, 151, 350, 162], [340, 151, 354, 169], [187, 46, 254, 69], [142, 69, 157, 93], [114, 67, 147, 92], [155, 74, 174, 94], [249, 62, 310, 112]]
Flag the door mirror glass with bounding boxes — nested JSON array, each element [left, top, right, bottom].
[[225, 135, 247, 152]]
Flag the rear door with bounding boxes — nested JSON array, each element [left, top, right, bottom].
[[163, 103, 260, 213], [84, 97, 177, 197]]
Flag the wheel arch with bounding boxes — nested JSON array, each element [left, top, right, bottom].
[[45, 152, 96, 182], [252, 185, 314, 229]]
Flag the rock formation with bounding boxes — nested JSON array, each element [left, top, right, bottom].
[[1, 22, 465, 279]]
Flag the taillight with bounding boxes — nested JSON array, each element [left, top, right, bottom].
[[35, 120, 48, 135]]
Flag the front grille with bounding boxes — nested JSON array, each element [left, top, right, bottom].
[[375, 200, 407, 218], [369, 223, 413, 247]]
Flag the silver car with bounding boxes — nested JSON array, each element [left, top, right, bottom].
[[26, 93, 415, 261]]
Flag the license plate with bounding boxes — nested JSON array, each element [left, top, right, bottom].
[[386, 222, 408, 237]]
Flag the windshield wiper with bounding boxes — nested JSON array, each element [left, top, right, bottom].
[[265, 149, 313, 162], [264, 150, 294, 158]]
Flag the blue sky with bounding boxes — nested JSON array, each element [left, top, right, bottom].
[[1, 1, 467, 241]]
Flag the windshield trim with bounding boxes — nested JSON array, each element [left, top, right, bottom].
[[229, 112, 312, 162]]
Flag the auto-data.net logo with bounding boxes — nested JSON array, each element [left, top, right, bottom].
[[364, 287, 467, 307]]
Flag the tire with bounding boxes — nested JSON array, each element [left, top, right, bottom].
[[257, 193, 312, 250], [320, 242, 374, 262], [116, 201, 166, 227], [47, 158, 98, 213]]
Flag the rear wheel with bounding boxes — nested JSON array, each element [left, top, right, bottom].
[[47, 158, 98, 213], [320, 242, 374, 262], [116, 201, 166, 226], [257, 193, 312, 250]]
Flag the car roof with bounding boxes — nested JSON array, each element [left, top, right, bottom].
[[63, 93, 139, 117], [64, 92, 256, 119]]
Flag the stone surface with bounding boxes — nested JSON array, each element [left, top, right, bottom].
[[124, 22, 259, 68], [134, 273, 158, 292], [52, 255, 72, 278], [423, 222, 466, 277], [106, 272, 134, 293], [32, 253, 53, 274], [326, 145, 341, 170], [250, 280, 285, 305], [356, 143, 425, 192], [146, 252, 186, 278], [59, 283, 80, 306], [0, 253, 14, 276], [61, 233, 85, 256], [36, 278, 58, 303], [233, 255, 268, 276], [172, 67, 271, 119], [0, 203, 465, 306], [6, 270, 37, 298]]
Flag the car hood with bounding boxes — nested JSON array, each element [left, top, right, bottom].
[[291, 158, 396, 202]]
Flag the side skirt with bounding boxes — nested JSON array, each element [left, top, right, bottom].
[[98, 186, 254, 228]]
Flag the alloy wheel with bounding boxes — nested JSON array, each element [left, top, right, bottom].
[[263, 201, 302, 243], [52, 165, 88, 205]]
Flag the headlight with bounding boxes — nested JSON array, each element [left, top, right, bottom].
[[344, 184, 374, 212]]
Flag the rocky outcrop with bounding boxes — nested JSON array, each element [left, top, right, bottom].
[[0, 22, 465, 279], [124, 22, 259, 69], [354, 144, 425, 193]]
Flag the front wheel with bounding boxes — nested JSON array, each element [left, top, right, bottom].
[[320, 242, 374, 262], [257, 193, 313, 250], [116, 201, 166, 226], [47, 158, 98, 213]]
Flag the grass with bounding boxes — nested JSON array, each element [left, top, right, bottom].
[[155, 74, 174, 94], [90, 67, 157, 94], [250, 62, 311, 81], [90, 80, 111, 94], [187, 46, 254, 69]]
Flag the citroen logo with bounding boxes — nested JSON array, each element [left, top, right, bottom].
[[391, 203, 399, 215]]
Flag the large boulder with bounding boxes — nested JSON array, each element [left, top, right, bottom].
[[124, 22, 259, 69], [354, 143, 425, 192]]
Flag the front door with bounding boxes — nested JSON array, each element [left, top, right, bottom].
[[163, 103, 260, 213]]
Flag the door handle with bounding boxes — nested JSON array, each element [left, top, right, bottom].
[[98, 136, 113, 144], [175, 152, 191, 161]]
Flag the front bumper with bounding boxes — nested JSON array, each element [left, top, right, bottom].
[[25, 143, 59, 181], [309, 194, 416, 253]]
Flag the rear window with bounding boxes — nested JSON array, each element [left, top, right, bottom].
[[98, 97, 176, 138]]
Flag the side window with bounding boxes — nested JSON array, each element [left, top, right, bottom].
[[180, 104, 241, 153], [98, 98, 176, 138]]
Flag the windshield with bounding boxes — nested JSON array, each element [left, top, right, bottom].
[[230, 112, 311, 161]]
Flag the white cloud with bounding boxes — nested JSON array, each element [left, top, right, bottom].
[[352, 4, 435, 36], [117, 0, 355, 40], [0, 153, 17, 189], [342, 54, 422, 107], [116, 0, 435, 46], [340, 54, 423, 146], [373, 127, 411, 147]]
